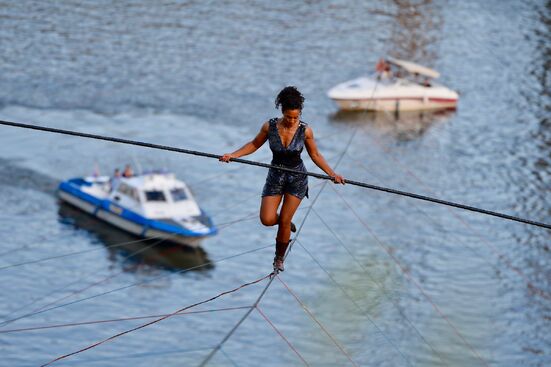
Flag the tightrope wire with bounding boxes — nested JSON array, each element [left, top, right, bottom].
[[0, 119, 549, 230]]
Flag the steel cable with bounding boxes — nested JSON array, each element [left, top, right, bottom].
[[0, 119, 548, 230]]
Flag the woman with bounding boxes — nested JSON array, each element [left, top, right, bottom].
[[220, 86, 344, 272]]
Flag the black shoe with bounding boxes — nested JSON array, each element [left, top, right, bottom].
[[290, 222, 297, 233], [273, 256, 284, 272]]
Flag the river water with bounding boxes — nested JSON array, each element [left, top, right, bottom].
[[0, 1, 549, 366]]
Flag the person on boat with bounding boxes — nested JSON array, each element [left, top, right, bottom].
[[220, 86, 345, 272], [110, 168, 121, 192], [423, 77, 432, 87], [122, 164, 133, 178], [375, 58, 391, 80]]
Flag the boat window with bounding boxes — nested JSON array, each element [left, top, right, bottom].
[[347, 83, 360, 88], [170, 188, 188, 202], [130, 188, 140, 202], [117, 184, 140, 202], [145, 190, 166, 202], [117, 184, 130, 195]]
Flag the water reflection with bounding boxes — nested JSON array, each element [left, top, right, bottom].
[[329, 109, 454, 141], [387, 0, 443, 65], [57, 202, 212, 272]]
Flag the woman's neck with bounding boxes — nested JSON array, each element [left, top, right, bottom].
[[280, 118, 296, 129]]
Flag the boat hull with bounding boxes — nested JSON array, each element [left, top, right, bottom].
[[58, 190, 204, 248], [332, 97, 458, 112], [328, 75, 459, 112]]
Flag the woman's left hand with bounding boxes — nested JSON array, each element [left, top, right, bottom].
[[331, 174, 345, 185]]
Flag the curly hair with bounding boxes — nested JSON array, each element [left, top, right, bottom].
[[275, 86, 304, 111]]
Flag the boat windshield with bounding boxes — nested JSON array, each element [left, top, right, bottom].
[[170, 188, 188, 202], [145, 190, 166, 202]]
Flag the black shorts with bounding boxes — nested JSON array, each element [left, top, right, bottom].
[[261, 164, 309, 200]]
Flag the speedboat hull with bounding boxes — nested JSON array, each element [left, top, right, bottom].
[[332, 96, 458, 112], [328, 76, 458, 112], [58, 176, 216, 248]]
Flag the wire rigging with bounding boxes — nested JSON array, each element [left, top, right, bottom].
[[348, 153, 551, 301], [329, 184, 490, 367], [310, 207, 450, 366], [0, 306, 252, 334], [0, 119, 549, 230], [0, 104, 539, 365], [255, 305, 310, 366], [40, 273, 271, 366], [0, 243, 274, 328], [276, 275, 360, 367], [294, 238, 413, 366], [199, 129, 411, 367]]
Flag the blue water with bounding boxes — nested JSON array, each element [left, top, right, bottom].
[[0, 1, 549, 366]]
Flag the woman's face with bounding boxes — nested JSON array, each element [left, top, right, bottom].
[[282, 109, 301, 126]]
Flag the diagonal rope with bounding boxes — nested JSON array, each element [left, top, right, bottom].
[[350, 152, 551, 301], [311, 207, 450, 366], [0, 233, 170, 271], [48, 346, 217, 365], [0, 235, 176, 327], [276, 275, 360, 367], [0, 243, 274, 328], [40, 273, 272, 366], [220, 347, 241, 367], [330, 185, 489, 367], [0, 306, 252, 334], [0, 119, 549, 230], [294, 238, 413, 366], [255, 305, 310, 366]]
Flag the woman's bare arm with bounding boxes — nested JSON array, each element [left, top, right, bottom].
[[219, 122, 269, 162], [304, 127, 345, 184]]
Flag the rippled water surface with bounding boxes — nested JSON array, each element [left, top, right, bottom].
[[0, 1, 550, 366]]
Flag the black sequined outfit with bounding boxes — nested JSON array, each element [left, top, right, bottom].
[[262, 118, 309, 199]]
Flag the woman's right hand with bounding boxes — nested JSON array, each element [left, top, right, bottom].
[[219, 153, 234, 163], [331, 174, 345, 184]]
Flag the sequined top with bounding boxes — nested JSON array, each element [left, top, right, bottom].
[[267, 117, 308, 167]]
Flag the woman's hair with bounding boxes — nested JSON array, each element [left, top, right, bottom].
[[275, 86, 304, 111]]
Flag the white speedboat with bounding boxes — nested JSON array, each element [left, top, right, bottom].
[[58, 171, 217, 248], [328, 57, 459, 112]]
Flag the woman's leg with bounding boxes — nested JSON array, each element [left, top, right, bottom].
[[271, 194, 302, 271], [276, 193, 302, 244], [260, 195, 283, 226]]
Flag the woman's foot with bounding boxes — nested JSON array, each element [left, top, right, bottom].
[[273, 256, 284, 272]]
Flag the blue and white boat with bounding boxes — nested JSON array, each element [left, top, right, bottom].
[[58, 172, 217, 248]]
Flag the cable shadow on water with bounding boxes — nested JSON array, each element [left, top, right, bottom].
[[329, 109, 455, 141], [57, 201, 213, 273]]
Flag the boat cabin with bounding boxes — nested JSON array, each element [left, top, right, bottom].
[[110, 173, 201, 219]]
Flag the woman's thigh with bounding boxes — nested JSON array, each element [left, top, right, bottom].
[[279, 193, 302, 224], [260, 195, 283, 226]]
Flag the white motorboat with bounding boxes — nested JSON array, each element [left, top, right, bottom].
[[58, 171, 217, 248], [328, 57, 459, 112]]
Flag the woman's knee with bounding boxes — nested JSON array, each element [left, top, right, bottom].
[[260, 213, 278, 226]]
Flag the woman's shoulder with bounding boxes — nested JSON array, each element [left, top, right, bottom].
[[302, 122, 314, 138], [264, 117, 278, 127], [260, 119, 275, 132]]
